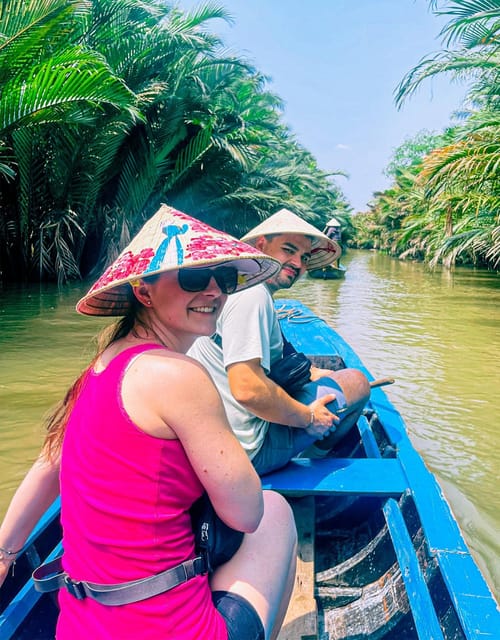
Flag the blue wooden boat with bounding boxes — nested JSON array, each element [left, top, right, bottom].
[[1, 299, 498, 639], [308, 263, 347, 280]]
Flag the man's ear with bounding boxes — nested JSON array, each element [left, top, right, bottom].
[[254, 235, 267, 252]]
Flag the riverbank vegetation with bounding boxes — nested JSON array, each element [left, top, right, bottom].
[[0, 0, 351, 284], [1, 1, 498, 285], [351, 0, 499, 270]]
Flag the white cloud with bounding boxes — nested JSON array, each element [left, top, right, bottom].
[[336, 143, 351, 151]]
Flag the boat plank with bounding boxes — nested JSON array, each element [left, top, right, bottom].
[[262, 458, 407, 496], [279, 497, 317, 640], [356, 413, 382, 457], [436, 551, 500, 639], [383, 498, 445, 640]]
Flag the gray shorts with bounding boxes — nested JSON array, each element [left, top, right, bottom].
[[251, 377, 346, 475]]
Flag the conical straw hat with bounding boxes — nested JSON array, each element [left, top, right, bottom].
[[325, 217, 341, 227], [241, 208, 341, 269], [77, 204, 281, 316]]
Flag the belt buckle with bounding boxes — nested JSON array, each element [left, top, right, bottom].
[[64, 575, 86, 600]]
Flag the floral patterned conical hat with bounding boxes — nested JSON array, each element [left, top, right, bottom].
[[77, 204, 280, 316]]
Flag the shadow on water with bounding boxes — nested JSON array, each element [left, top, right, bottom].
[[1, 254, 499, 599], [279, 250, 500, 598]]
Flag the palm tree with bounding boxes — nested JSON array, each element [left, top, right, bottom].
[[0, 0, 138, 281], [395, 0, 500, 108], [0, 0, 351, 284], [387, 0, 500, 268]]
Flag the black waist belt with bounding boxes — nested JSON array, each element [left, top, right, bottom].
[[33, 554, 207, 606]]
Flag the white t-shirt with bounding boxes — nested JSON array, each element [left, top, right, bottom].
[[187, 284, 283, 459]]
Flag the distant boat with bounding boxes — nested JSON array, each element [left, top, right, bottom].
[[309, 216, 346, 279], [308, 263, 346, 279]]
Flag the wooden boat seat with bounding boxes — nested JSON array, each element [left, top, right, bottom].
[[261, 457, 407, 497]]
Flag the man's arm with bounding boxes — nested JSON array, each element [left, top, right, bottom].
[[227, 358, 337, 436]]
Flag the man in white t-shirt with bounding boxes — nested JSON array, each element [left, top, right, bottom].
[[188, 209, 370, 475]]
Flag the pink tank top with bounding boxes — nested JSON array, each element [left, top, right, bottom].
[[57, 344, 228, 639]]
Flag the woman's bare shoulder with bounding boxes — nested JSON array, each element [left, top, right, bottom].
[[126, 347, 216, 396]]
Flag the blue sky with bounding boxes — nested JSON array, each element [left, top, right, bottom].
[[178, 0, 469, 212]]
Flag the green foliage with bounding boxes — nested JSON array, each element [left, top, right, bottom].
[[384, 129, 454, 178], [0, 0, 349, 283], [353, 0, 500, 269]]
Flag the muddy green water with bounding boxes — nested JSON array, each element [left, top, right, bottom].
[[1, 250, 499, 599]]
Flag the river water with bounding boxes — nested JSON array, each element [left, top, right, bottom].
[[1, 249, 499, 599]]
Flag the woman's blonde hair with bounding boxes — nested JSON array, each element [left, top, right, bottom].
[[42, 297, 141, 461]]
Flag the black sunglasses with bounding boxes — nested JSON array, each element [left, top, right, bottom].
[[177, 266, 239, 294]]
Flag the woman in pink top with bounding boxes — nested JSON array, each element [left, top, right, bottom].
[[0, 206, 297, 640]]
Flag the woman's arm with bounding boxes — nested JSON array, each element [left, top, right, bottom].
[[0, 454, 60, 587], [122, 351, 264, 534]]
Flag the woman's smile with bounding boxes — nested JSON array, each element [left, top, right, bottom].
[[189, 305, 219, 314]]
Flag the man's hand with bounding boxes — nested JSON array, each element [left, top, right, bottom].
[[304, 393, 339, 438], [309, 366, 334, 382], [228, 359, 338, 431]]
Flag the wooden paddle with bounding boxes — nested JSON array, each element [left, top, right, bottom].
[[369, 377, 395, 389], [324, 377, 396, 418]]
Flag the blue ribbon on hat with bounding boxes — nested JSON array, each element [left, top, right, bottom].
[[146, 224, 189, 272]]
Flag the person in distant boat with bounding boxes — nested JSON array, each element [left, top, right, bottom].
[[188, 208, 371, 475], [323, 216, 342, 244], [0, 205, 297, 640]]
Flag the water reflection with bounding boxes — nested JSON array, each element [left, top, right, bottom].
[[1, 253, 499, 598], [0, 282, 107, 494]]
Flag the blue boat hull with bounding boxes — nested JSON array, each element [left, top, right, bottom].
[[1, 299, 498, 639], [265, 300, 499, 639], [307, 264, 346, 280]]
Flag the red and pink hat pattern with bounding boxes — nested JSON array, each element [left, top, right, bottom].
[[77, 205, 280, 316]]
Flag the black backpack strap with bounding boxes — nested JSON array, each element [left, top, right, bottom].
[[33, 554, 207, 606], [211, 332, 222, 348]]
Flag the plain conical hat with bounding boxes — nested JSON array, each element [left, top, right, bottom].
[[241, 208, 341, 269], [326, 217, 341, 227], [77, 204, 281, 316]]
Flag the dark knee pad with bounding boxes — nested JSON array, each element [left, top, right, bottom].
[[212, 591, 264, 640], [295, 378, 346, 413]]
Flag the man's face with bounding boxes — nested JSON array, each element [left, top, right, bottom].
[[255, 233, 312, 293]]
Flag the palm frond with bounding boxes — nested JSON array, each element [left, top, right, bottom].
[[434, 0, 500, 48], [167, 125, 213, 189], [0, 0, 90, 82], [0, 47, 139, 132], [395, 49, 498, 107]]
